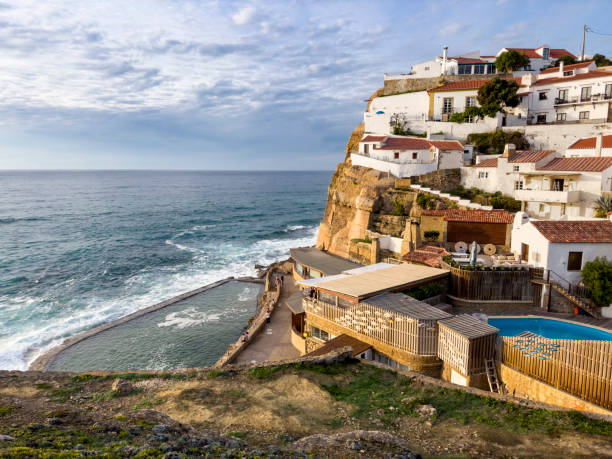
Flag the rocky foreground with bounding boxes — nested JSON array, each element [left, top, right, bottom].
[[1, 358, 611, 458]]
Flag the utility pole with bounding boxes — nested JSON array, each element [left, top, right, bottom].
[[581, 24, 586, 61]]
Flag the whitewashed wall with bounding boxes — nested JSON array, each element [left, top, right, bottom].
[[350, 153, 437, 178], [379, 235, 404, 254], [365, 91, 430, 135]]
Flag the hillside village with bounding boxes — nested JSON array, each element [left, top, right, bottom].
[[267, 45, 612, 418]]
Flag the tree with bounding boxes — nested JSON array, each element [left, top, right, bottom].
[[449, 106, 484, 124], [476, 77, 520, 117], [494, 50, 530, 73], [551, 55, 577, 67], [582, 257, 612, 307], [594, 195, 612, 218], [593, 53, 612, 67], [467, 131, 530, 154]]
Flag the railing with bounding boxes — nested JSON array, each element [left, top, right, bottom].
[[527, 117, 608, 126], [303, 297, 440, 356], [500, 335, 612, 410]]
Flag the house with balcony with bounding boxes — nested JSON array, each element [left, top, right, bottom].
[[352, 135, 464, 178], [522, 62, 612, 125]]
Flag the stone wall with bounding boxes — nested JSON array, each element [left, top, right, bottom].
[[499, 364, 612, 416], [348, 240, 372, 265], [413, 169, 461, 192], [383, 73, 500, 96], [369, 215, 409, 238]]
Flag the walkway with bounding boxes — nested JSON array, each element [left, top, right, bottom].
[[234, 273, 302, 364]]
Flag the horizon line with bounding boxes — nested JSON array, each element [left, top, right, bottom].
[[0, 168, 336, 172]]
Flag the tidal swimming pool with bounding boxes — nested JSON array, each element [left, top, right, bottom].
[[48, 280, 261, 371], [488, 317, 612, 341]]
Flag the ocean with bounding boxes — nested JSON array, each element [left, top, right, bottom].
[[0, 170, 330, 370]]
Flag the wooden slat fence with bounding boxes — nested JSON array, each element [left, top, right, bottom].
[[500, 336, 612, 410], [442, 262, 540, 302], [303, 297, 440, 356]]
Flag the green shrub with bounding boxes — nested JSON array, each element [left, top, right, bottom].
[[424, 230, 440, 242], [582, 257, 612, 307], [405, 282, 444, 300], [467, 131, 530, 155], [392, 199, 406, 216], [416, 194, 436, 210], [351, 235, 372, 244]]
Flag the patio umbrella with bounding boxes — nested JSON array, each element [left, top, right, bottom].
[[469, 241, 478, 267]]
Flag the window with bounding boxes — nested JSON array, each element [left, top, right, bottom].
[[442, 97, 453, 114], [579, 111, 590, 120], [309, 326, 331, 341], [513, 165, 520, 172], [394, 152, 399, 159], [465, 96, 475, 108], [558, 89, 568, 102], [556, 113, 567, 122], [458, 64, 470, 75], [478, 171, 488, 179], [295, 263, 303, 276], [537, 114, 547, 123], [563, 70, 574, 76], [412, 152, 418, 160], [605, 84, 612, 99], [524, 64, 532, 71], [520, 243, 529, 262], [424, 66, 430, 71], [542, 48, 550, 60], [488, 64, 496, 74], [473, 64, 485, 74], [539, 91, 548, 100], [581, 86, 592, 101], [539, 203, 546, 214], [567, 252, 583, 271], [514, 180, 523, 190], [552, 178, 564, 191], [364, 144, 369, 154]]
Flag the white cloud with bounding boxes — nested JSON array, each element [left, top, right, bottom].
[[232, 6, 256, 26]]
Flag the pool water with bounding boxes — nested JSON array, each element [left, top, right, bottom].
[[488, 317, 612, 341]]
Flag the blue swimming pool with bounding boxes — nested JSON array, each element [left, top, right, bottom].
[[488, 317, 612, 341]]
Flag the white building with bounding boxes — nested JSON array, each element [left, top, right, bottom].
[[496, 45, 576, 73], [566, 133, 612, 157], [511, 214, 612, 283], [365, 91, 430, 135], [352, 135, 464, 178], [522, 62, 612, 125], [462, 144, 612, 219]]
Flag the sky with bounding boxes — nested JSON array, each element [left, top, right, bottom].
[[0, 0, 611, 170]]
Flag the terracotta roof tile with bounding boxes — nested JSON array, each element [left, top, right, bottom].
[[451, 57, 489, 64], [505, 47, 576, 59], [429, 78, 520, 92], [421, 209, 514, 223], [402, 246, 450, 268], [537, 157, 612, 172], [567, 135, 612, 150], [508, 150, 556, 163], [370, 136, 464, 151], [531, 70, 612, 86], [361, 135, 387, 143], [531, 220, 612, 243], [429, 140, 464, 150], [540, 61, 594, 74], [475, 158, 498, 167]]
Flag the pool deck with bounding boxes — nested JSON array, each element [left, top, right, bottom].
[[234, 274, 302, 364], [453, 305, 612, 332]]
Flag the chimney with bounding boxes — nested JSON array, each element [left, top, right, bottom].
[[502, 143, 516, 159], [559, 61, 564, 78], [426, 127, 431, 140], [595, 133, 603, 156], [442, 46, 448, 75]]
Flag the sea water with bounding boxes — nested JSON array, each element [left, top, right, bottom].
[[0, 170, 330, 370]]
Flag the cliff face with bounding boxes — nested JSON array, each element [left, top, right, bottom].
[[315, 162, 416, 258]]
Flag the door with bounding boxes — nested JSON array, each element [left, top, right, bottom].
[[521, 243, 529, 262], [552, 178, 564, 191]]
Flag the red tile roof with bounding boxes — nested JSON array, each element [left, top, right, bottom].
[[371, 137, 464, 151], [475, 158, 498, 167], [508, 150, 556, 163], [429, 78, 520, 92], [540, 61, 594, 74], [531, 220, 612, 243], [504, 47, 576, 59], [567, 135, 612, 150], [421, 209, 514, 223], [429, 140, 464, 150], [530, 70, 612, 86], [402, 246, 450, 268], [537, 157, 612, 172], [361, 135, 387, 143], [451, 57, 489, 64]]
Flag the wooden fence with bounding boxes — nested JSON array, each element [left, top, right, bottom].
[[500, 336, 612, 410], [442, 262, 541, 303], [303, 297, 440, 356]]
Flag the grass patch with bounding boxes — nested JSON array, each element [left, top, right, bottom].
[[228, 431, 248, 439], [0, 404, 15, 417], [207, 370, 226, 378], [133, 397, 165, 410], [34, 383, 53, 390], [249, 366, 282, 379], [92, 390, 119, 401]]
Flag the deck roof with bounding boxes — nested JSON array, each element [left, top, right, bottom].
[[290, 247, 362, 276], [439, 314, 499, 339], [304, 334, 371, 357], [285, 292, 304, 314], [364, 293, 452, 320], [307, 263, 449, 300]]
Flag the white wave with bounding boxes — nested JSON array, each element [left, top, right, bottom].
[[238, 285, 258, 302], [165, 239, 208, 254], [284, 224, 306, 232], [157, 307, 222, 329]]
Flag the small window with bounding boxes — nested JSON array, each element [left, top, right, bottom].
[[567, 252, 583, 271], [465, 96, 475, 108], [542, 48, 550, 60], [606, 84, 612, 99], [478, 171, 489, 179], [579, 111, 590, 120], [539, 203, 546, 214], [364, 144, 369, 154], [412, 152, 418, 160], [424, 66, 430, 71], [539, 91, 548, 100], [394, 152, 399, 159], [581, 86, 591, 101], [514, 180, 523, 190], [310, 326, 331, 341], [563, 70, 574, 76], [557, 113, 567, 122], [513, 165, 520, 172], [537, 114, 547, 123]]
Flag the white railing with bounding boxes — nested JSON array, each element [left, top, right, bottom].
[[352, 152, 432, 165]]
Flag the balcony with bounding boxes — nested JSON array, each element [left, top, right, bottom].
[[515, 189, 581, 203], [554, 94, 612, 106]]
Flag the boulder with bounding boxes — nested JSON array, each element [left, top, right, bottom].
[[111, 379, 134, 396], [415, 404, 437, 417], [0, 435, 15, 442]]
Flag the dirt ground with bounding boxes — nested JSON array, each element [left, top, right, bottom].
[[1, 362, 611, 458]]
